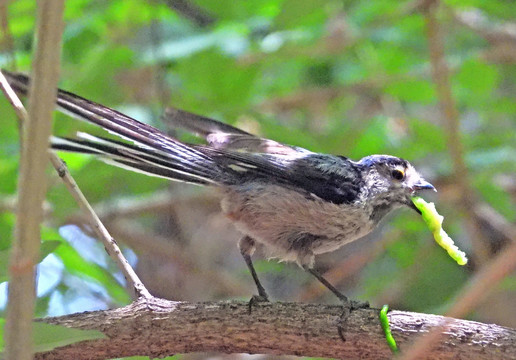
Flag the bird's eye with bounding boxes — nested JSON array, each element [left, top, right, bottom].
[[391, 169, 405, 180]]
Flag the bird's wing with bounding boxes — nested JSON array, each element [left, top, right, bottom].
[[3, 71, 211, 163], [200, 148, 364, 205], [163, 107, 309, 156], [3, 70, 361, 204]]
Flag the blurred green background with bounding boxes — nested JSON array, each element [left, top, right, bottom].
[[0, 0, 515, 355]]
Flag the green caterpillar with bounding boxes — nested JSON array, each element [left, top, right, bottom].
[[411, 197, 468, 266]]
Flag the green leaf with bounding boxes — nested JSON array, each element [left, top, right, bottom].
[[406, 119, 447, 156], [33, 322, 106, 353], [0, 157, 19, 195], [175, 50, 259, 114], [456, 59, 499, 96], [196, 0, 279, 21], [39, 241, 62, 263], [385, 79, 435, 103], [0, 319, 105, 353], [0, 250, 9, 283], [0, 318, 4, 351], [0, 213, 15, 251], [54, 243, 130, 304], [56, 152, 93, 172], [0, 240, 62, 283], [348, 117, 389, 158], [275, 0, 327, 29]]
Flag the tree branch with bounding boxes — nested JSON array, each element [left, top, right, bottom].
[[34, 298, 516, 360], [4, 2, 64, 360]]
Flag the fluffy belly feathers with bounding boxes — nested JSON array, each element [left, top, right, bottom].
[[220, 184, 374, 265]]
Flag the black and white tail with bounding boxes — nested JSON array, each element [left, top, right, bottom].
[[52, 132, 220, 185], [2, 70, 310, 187], [2, 71, 230, 186]]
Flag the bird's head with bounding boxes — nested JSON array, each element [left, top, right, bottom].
[[358, 155, 435, 221]]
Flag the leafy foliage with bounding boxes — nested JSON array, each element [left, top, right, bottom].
[[0, 320, 106, 353], [0, 0, 515, 357]]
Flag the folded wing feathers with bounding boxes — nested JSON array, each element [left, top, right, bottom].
[[164, 107, 308, 156], [163, 107, 251, 138]]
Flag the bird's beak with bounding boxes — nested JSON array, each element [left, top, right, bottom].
[[408, 179, 436, 214], [412, 180, 436, 192]]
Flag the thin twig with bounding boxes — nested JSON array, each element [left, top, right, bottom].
[[473, 203, 516, 245], [163, 0, 215, 27], [107, 220, 245, 297], [423, 0, 490, 263], [0, 71, 28, 120], [48, 156, 153, 300], [4, 2, 65, 360], [0, 77, 152, 300]]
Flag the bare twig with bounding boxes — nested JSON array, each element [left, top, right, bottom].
[[454, 8, 516, 45], [424, 0, 489, 263], [34, 299, 516, 360], [4, 2, 65, 360], [49, 157, 153, 300], [0, 75, 155, 303], [106, 220, 244, 297], [473, 203, 516, 245], [0, 71, 152, 300], [163, 0, 215, 27]]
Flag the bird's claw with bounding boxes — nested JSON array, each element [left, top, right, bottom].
[[349, 299, 369, 311], [337, 299, 369, 342], [247, 294, 269, 314]]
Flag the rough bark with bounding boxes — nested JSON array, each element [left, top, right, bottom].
[[35, 297, 516, 360]]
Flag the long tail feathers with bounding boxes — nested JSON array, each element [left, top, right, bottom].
[[2, 69, 308, 186], [3, 71, 208, 160], [52, 133, 216, 185], [3, 70, 224, 185]]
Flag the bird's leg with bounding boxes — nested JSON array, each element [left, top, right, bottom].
[[239, 236, 269, 310], [304, 265, 369, 341], [303, 266, 369, 310], [242, 253, 269, 301]]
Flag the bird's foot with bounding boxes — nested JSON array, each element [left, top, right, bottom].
[[349, 299, 369, 311], [337, 298, 369, 342], [248, 294, 269, 314]]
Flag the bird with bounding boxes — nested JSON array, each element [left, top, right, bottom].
[[4, 70, 435, 308]]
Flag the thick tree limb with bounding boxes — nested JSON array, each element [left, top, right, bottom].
[[35, 298, 516, 360]]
